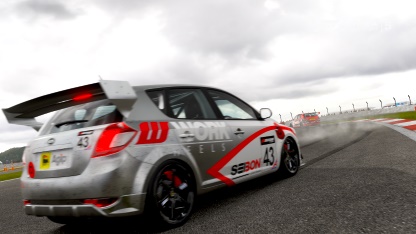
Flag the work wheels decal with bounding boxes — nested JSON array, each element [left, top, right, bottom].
[[207, 126, 277, 186]]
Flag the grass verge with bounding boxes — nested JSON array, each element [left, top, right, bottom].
[[0, 171, 22, 182], [367, 111, 416, 120]]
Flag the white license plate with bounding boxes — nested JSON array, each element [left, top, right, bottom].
[[39, 151, 71, 170]]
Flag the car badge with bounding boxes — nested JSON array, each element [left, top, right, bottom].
[[47, 138, 55, 145]]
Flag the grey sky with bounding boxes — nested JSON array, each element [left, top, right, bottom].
[[0, 0, 416, 152]]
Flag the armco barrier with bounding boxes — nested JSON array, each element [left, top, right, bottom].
[[321, 105, 416, 123]]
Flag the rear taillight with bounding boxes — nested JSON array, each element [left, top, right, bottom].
[[23, 200, 31, 206], [28, 162, 35, 178], [92, 122, 137, 158], [83, 198, 118, 208]]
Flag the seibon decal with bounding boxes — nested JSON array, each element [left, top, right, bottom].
[[231, 158, 261, 175], [136, 122, 169, 144], [171, 121, 230, 141]]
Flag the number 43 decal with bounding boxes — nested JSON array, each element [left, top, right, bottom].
[[263, 147, 275, 166], [77, 136, 89, 148]]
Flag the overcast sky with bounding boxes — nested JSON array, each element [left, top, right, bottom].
[[1, 0, 416, 153]]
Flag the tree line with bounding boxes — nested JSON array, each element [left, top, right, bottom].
[[0, 147, 25, 164]]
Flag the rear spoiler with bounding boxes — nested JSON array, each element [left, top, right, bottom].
[[2, 80, 137, 131]]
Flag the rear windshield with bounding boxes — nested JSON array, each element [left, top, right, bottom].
[[304, 113, 318, 117], [39, 100, 123, 135]]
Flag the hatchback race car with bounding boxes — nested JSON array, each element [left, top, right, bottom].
[[3, 80, 302, 227], [289, 112, 320, 128]]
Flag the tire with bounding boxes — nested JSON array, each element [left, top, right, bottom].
[[146, 160, 195, 228], [278, 137, 300, 177]]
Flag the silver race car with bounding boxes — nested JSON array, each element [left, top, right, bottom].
[[3, 80, 301, 227]]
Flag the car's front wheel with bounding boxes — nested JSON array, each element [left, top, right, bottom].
[[278, 137, 300, 177], [147, 160, 195, 227]]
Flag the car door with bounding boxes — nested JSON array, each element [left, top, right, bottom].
[[205, 89, 279, 186], [160, 88, 235, 186]]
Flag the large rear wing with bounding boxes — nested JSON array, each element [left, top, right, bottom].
[[2, 80, 137, 131]]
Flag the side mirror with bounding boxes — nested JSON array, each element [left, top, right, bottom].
[[260, 108, 272, 119]]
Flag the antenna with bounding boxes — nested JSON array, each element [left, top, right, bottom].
[[98, 75, 103, 80]]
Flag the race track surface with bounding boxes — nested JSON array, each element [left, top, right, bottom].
[[1, 122, 415, 233]]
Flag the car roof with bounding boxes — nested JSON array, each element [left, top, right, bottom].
[[133, 84, 218, 92]]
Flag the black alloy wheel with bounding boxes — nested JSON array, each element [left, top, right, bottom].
[[149, 160, 195, 227], [279, 137, 300, 177]]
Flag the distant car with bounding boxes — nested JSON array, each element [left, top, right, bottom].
[[289, 112, 320, 128], [3, 80, 302, 227]]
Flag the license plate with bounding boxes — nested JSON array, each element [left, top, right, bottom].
[[39, 151, 70, 170]]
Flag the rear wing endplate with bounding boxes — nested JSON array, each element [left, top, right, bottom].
[[2, 80, 137, 131]]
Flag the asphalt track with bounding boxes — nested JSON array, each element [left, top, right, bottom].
[[1, 122, 415, 233]]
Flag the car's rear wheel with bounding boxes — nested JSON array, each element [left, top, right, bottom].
[[278, 137, 300, 177], [147, 160, 195, 227]]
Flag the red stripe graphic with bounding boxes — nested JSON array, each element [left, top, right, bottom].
[[207, 126, 277, 186], [279, 125, 296, 135]]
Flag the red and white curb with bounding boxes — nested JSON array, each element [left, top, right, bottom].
[[357, 118, 416, 142], [370, 118, 416, 131]]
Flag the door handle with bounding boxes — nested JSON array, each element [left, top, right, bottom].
[[179, 133, 195, 138], [234, 129, 245, 135]]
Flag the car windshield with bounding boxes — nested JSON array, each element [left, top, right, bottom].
[[304, 113, 318, 117], [39, 100, 123, 135]]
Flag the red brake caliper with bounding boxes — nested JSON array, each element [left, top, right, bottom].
[[164, 171, 182, 188]]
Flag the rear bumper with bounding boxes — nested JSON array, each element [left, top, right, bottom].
[[303, 121, 320, 126], [25, 193, 146, 217], [20, 151, 154, 218]]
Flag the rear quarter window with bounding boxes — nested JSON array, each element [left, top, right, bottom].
[[39, 100, 123, 135]]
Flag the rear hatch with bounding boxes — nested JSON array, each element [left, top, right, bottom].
[[27, 100, 124, 178], [2, 80, 138, 179], [304, 113, 319, 122]]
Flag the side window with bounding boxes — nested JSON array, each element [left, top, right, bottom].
[[167, 89, 216, 119], [147, 90, 165, 111], [207, 90, 257, 120]]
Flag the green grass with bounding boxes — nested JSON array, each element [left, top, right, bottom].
[[367, 111, 416, 120], [0, 171, 22, 182]]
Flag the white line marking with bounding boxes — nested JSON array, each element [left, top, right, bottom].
[[0, 178, 20, 183], [379, 119, 403, 123], [371, 118, 387, 122]]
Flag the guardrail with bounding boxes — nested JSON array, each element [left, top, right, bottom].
[[320, 105, 416, 122], [281, 105, 416, 126]]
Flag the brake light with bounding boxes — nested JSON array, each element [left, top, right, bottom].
[[23, 200, 31, 206], [92, 122, 137, 158], [83, 198, 118, 208], [73, 93, 93, 101], [28, 162, 35, 178]]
